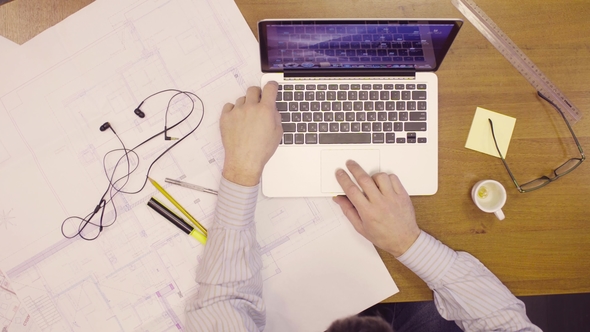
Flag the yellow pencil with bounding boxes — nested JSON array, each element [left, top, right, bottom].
[[148, 177, 208, 236]]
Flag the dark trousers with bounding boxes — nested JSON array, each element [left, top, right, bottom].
[[360, 301, 464, 332]]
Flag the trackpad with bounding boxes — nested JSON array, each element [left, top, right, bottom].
[[321, 149, 380, 193]]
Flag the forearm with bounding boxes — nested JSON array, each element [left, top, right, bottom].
[[185, 177, 265, 332], [397, 231, 541, 331]]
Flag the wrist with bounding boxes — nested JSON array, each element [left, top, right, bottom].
[[388, 227, 421, 258], [222, 162, 262, 186]]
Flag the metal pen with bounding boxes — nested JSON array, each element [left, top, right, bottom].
[[165, 178, 218, 196]]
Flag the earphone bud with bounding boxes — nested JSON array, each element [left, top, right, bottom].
[[134, 108, 145, 118], [99, 122, 111, 132], [99, 122, 117, 134], [134, 101, 145, 118]]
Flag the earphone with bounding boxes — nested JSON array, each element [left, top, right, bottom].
[[62, 89, 205, 241]]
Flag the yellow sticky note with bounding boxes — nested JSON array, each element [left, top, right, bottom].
[[465, 107, 516, 158]]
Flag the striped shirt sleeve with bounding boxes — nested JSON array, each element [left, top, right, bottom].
[[397, 231, 542, 332], [185, 177, 264, 332]]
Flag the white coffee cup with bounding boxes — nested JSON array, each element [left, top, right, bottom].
[[471, 180, 507, 220]]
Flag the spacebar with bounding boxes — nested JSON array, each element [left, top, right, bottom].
[[319, 133, 371, 144]]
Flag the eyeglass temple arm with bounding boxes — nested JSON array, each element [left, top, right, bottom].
[[488, 118, 522, 190], [537, 91, 585, 160]]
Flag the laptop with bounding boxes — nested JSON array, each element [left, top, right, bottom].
[[258, 19, 462, 197]]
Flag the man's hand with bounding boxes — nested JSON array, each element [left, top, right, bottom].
[[220, 82, 282, 186], [333, 160, 421, 257]]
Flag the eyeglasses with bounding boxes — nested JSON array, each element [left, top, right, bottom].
[[488, 91, 585, 193]]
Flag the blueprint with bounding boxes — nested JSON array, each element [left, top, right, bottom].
[[0, 0, 398, 331]]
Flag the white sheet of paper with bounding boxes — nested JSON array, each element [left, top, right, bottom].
[[0, 0, 398, 330], [0, 35, 18, 52]]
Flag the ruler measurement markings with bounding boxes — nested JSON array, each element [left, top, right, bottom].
[[452, 0, 582, 123]]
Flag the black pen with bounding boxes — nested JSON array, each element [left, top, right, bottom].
[[147, 197, 207, 244]]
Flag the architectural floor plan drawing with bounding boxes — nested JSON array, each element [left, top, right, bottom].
[[0, 0, 398, 331]]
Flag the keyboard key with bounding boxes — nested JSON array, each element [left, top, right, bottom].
[[319, 133, 371, 144], [407, 101, 416, 111], [412, 91, 427, 100], [343, 101, 353, 111], [280, 112, 290, 122], [282, 123, 296, 132], [295, 133, 305, 144], [297, 123, 307, 132], [305, 133, 318, 144], [300, 102, 310, 111], [418, 101, 427, 110], [277, 102, 288, 111], [410, 112, 427, 121], [362, 122, 371, 132], [418, 137, 427, 143], [329, 123, 339, 132], [311, 102, 321, 111], [417, 84, 427, 90], [386, 133, 396, 143], [283, 133, 293, 144], [319, 123, 329, 132], [313, 112, 323, 122], [372, 133, 385, 143], [308, 123, 318, 132], [289, 102, 298, 111], [405, 122, 427, 131]]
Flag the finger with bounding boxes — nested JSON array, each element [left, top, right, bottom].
[[222, 102, 234, 113], [332, 195, 364, 234], [345, 160, 381, 198], [335, 168, 368, 207], [235, 96, 246, 106], [260, 81, 279, 108], [372, 172, 396, 196], [389, 173, 409, 196], [245, 86, 262, 104]]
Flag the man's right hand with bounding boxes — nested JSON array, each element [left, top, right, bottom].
[[333, 160, 421, 257]]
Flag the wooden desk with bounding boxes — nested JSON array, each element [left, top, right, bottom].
[[1, 0, 589, 302]]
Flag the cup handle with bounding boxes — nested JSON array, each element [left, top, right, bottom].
[[494, 209, 505, 221]]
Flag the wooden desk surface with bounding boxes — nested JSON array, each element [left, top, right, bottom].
[[1, 0, 589, 302]]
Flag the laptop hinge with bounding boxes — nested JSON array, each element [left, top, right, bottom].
[[283, 68, 416, 80]]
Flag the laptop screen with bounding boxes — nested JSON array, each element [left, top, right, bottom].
[[259, 20, 462, 73]]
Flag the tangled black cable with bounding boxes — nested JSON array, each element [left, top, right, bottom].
[[61, 89, 205, 241]]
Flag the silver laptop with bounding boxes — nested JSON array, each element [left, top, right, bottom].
[[259, 19, 462, 197]]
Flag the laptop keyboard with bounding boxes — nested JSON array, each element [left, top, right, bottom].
[[276, 83, 428, 145]]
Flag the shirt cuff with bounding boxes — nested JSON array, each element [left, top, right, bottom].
[[215, 176, 259, 229], [396, 230, 458, 285]]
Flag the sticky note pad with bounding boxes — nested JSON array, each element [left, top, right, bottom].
[[465, 107, 516, 158]]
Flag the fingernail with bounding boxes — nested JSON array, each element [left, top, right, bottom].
[[335, 168, 345, 176]]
